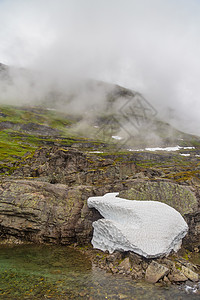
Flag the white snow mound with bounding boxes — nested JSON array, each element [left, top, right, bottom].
[[87, 193, 188, 258]]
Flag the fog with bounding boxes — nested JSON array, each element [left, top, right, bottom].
[[0, 0, 200, 135]]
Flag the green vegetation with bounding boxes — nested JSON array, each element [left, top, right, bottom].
[[1, 104, 200, 182], [0, 104, 113, 174], [0, 105, 72, 128], [0, 105, 79, 173]]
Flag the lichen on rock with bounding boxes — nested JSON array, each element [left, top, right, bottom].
[[119, 180, 198, 216]]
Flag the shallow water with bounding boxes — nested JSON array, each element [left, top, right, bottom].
[[0, 244, 198, 299]]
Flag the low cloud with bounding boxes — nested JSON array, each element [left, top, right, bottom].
[[0, 0, 200, 134]]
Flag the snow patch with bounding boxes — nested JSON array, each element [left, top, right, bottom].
[[128, 146, 195, 152], [88, 151, 103, 154], [112, 135, 122, 140], [87, 193, 188, 258]]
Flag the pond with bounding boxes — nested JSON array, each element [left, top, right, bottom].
[[0, 245, 198, 299]]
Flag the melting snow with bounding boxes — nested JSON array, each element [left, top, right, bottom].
[[112, 135, 122, 140], [88, 151, 103, 154], [88, 193, 188, 258], [129, 146, 195, 152]]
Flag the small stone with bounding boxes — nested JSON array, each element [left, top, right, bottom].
[[106, 251, 123, 263], [155, 282, 164, 287], [131, 269, 143, 280], [119, 257, 131, 272], [129, 252, 142, 265], [181, 266, 199, 282], [137, 270, 143, 280], [109, 263, 113, 269], [133, 265, 142, 272], [119, 294, 127, 299], [79, 291, 87, 297], [131, 269, 137, 279], [145, 261, 169, 283], [112, 268, 118, 274], [160, 258, 175, 269], [168, 269, 188, 282], [163, 276, 170, 283], [141, 261, 149, 270]]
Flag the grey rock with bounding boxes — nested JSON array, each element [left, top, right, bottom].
[[168, 270, 188, 282], [145, 261, 169, 283], [119, 257, 131, 272], [0, 179, 96, 244], [181, 266, 199, 282], [119, 180, 198, 216]]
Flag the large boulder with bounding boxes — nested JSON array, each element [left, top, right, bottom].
[[87, 193, 188, 258]]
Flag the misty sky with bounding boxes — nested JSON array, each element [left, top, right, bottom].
[[0, 0, 200, 134]]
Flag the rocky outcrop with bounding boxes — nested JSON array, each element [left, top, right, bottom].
[[0, 146, 199, 254], [13, 147, 137, 186], [119, 180, 198, 215], [119, 180, 200, 251], [0, 147, 139, 245], [0, 179, 101, 244]]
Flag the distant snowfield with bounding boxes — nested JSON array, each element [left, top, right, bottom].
[[128, 146, 195, 152], [88, 151, 103, 154], [112, 135, 122, 140]]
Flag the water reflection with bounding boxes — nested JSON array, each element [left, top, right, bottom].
[[0, 244, 198, 299]]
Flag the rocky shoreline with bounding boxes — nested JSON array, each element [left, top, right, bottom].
[[76, 245, 200, 294]]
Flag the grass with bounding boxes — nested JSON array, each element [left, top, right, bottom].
[[0, 105, 112, 173], [0, 105, 78, 173], [0, 105, 73, 132], [1, 104, 200, 181]]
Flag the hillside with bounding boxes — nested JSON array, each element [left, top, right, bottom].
[[0, 65, 199, 287]]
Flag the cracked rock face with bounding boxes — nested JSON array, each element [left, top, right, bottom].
[[0, 180, 99, 244], [87, 193, 188, 258]]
